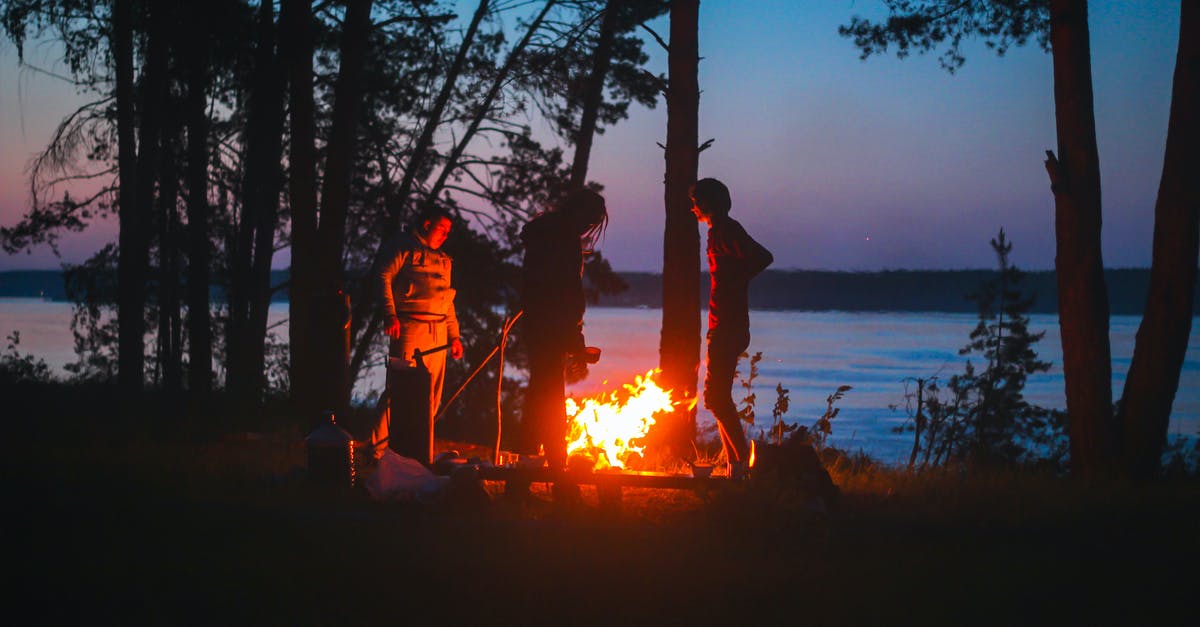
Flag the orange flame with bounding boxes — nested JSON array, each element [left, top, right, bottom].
[[565, 369, 679, 470]]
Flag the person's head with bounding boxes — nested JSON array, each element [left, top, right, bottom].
[[689, 178, 731, 223], [560, 188, 608, 250], [415, 207, 454, 250]]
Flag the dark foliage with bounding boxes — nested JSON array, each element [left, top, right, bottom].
[[1, 1, 640, 423], [895, 230, 1066, 470], [839, 0, 1050, 73]]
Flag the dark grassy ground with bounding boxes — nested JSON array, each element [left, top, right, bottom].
[[7, 386, 1199, 625]]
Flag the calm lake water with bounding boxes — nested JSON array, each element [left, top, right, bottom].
[[4, 298, 1198, 464]]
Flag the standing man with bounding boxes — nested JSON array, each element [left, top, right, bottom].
[[691, 178, 773, 479], [369, 207, 464, 461]]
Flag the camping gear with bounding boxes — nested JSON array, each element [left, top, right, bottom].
[[386, 356, 434, 464], [305, 411, 356, 487], [365, 450, 443, 501]]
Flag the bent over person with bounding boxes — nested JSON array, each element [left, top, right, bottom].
[[369, 208, 464, 461], [691, 178, 773, 479], [519, 189, 608, 476]]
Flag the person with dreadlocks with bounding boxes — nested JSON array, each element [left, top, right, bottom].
[[516, 189, 608, 503]]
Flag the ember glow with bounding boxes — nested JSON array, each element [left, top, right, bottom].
[[565, 369, 680, 470]]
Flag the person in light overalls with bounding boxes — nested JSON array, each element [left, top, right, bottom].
[[369, 208, 464, 461]]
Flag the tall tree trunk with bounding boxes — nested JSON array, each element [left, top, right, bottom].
[[114, 0, 145, 395], [135, 0, 168, 380], [184, 2, 212, 397], [1044, 0, 1114, 479], [312, 0, 375, 418], [658, 0, 701, 457], [1117, 0, 1199, 480], [230, 0, 286, 404], [569, 0, 621, 189], [157, 118, 183, 395], [281, 0, 319, 416]]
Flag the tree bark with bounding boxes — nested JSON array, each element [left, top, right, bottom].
[[1045, 0, 1114, 478], [184, 1, 212, 397], [281, 0, 319, 415], [114, 0, 145, 395], [1117, 0, 1199, 479], [312, 0, 375, 418], [569, 0, 621, 189], [156, 113, 182, 395], [229, 0, 286, 404], [135, 0, 168, 373], [658, 0, 701, 457]]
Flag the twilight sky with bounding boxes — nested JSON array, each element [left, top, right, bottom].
[[0, 0, 1183, 272]]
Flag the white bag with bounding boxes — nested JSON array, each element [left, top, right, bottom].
[[365, 450, 445, 501]]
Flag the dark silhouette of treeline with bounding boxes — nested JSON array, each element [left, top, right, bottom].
[[2, 268, 1187, 315], [594, 269, 1188, 315]]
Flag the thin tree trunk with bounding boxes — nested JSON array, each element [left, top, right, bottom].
[[312, 0, 375, 418], [114, 0, 145, 395], [907, 378, 925, 470], [230, 0, 286, 403], [425, 0, 556, 204], [658, 0, 701, 457], [281, 0, 319, 415], [389, 0, 489, 225], [157, 116, 182, 395], [569, 0, 621, 189], [1117, 0, 1199, 480], [168, 202, 183, 391], [184, 2, 212, 397], [135, 1, 167, 379], [1044, 0, 1114, 479], [247, 1, 287, 403]]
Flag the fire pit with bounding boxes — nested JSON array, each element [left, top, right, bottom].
[[565, 369, 685, 471], [473, 369, 736, 505]]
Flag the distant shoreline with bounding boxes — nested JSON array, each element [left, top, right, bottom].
[[0, 267, 1182, 315]]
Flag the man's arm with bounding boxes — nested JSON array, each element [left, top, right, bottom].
[[445, 292, 463, 359], [742, 230, 773, 278], [376, 237, 408, 337], [723, 219, 773, 277]]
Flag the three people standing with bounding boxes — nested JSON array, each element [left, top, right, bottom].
[[369, 178, 771, 485]]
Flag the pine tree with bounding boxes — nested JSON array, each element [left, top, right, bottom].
[[895, 229, 1067, 470], [957, 229, 1057, 466]]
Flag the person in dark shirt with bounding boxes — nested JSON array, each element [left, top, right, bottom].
[[691, 178, 773, 478], [519, 189, 608, 484]]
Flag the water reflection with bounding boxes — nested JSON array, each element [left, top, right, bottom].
[[4, 299, 1197, 464]]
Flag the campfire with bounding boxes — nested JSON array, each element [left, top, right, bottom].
[[564, 369, 685, 470]]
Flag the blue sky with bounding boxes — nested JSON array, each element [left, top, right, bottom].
[[0, 0, 1184, 271]]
